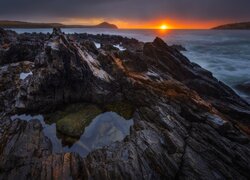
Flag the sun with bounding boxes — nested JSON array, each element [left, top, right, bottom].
[[160, 24, 168, 30]]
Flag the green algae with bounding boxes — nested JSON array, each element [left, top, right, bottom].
[[105, 101, 134, 120], [55, 104, 102, 138], [45, 103, 92, 124], [56, 131, 79, 146], [45, 102, 134, 140]]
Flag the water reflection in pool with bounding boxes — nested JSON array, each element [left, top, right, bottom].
[[11, 112, 133, 157]]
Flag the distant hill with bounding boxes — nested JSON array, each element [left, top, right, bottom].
[[0, 20, 118, 29], [91, 22, 118, 29], [212, 22, 250, 30]]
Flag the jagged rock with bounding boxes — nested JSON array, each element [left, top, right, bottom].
[[0, 31, 44, 65], [117, 50, 148, 72], [52, 27, 63, 36], [0, 27, 16, 45], [235, 81, 250, 95], [171, 44, 187, 51], [0, 28, 250, 179], [0, 27, 8, 44]]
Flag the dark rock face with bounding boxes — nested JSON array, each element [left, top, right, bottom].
[[171, 44, 187, 51], [212, 22, 250, 30], [0, 28, 250, 180], [96, 22, 118, 29], [235, 81, 250, 95], [0, 29, 46, 65]]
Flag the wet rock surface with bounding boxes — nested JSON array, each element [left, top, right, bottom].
[[235, 81, 250, 95], [0, 28, 250, 180], [171, 44, 187, 51]]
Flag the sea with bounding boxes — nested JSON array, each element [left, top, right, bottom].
[[11, 28, 250, 101]]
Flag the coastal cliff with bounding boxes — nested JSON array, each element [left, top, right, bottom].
[[212, 22, 250, 30], [0, 20, 118, 29], [0, 28, 250, 180]]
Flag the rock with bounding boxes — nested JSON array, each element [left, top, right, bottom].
[[171, 44, 187, 51], [56, 104, 102, 138], [105, 101, 135, 119], [0, 28, 16, 45], [102, 44, 119, 51], [52, 27, 63, 36], [153, 37, 169, 48], [0, 119, 52, 180], [117, 50, 148, 72], [0, 27, 8, 44], [0, 28, 250, 179], [81, 40, 99, 55], [235, 81, 250, 95], [0, 31, 45, 65]]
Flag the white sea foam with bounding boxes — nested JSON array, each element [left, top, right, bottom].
[[94, 42, 101, 49], [114, 44, 126, 51], [20, 72, 33, 80]]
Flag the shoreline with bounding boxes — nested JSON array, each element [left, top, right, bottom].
[[0, 27, 250, 179]]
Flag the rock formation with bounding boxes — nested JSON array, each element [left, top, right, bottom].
[[0, 27, 250, 180], [0, 20, 118, 29], [236, 81, 250, 95], [212, 22, 250, 30]]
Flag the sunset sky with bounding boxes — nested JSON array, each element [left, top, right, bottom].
[[0, 0, 249, 29]]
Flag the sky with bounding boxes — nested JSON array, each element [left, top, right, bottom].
[[0, 0, 250, 29]]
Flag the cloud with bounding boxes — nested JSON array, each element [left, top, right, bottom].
[[0, 0, 249, 23]]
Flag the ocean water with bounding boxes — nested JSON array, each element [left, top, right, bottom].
[[11, 28, 250, 99]]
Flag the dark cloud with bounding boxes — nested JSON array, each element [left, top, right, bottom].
[[0, 0, 249, 22]]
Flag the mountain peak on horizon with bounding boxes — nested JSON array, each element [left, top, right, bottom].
[[0, 20, 118, 29], [96, 22, 118, 29]]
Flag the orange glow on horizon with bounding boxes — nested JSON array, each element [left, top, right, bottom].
[[60, 17, 232, 30], [160, 24, 168, 30]]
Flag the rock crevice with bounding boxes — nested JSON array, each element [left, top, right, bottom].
[[0, 28, 249, 179]]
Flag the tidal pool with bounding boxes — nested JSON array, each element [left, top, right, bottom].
[[10, 111, 133, 157]]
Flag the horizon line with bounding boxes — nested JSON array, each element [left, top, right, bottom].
[[0, 19, 217, 30]]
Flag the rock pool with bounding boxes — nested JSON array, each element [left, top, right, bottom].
[[10, 111, 133, 157]]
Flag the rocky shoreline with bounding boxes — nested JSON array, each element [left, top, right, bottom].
[[0, 27, 250, 179]]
